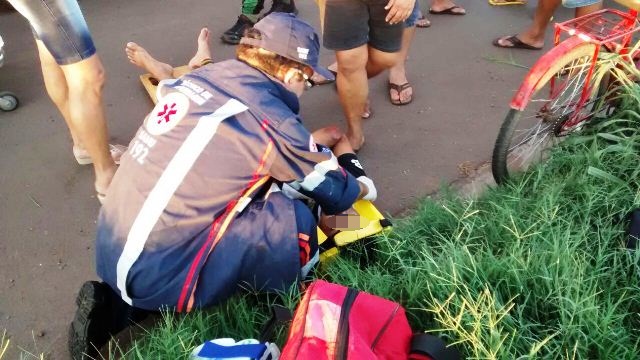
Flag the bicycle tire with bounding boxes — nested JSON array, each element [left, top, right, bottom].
[[492, 41, 609, 184]]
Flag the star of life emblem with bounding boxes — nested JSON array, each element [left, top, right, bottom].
[[145, 92, 190, 136]]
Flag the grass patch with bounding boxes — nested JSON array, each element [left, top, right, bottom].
[[116, 86, 640, 359]]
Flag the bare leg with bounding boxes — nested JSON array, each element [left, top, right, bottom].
[[125, 42, 174, 80], [388, 26, 416, 104], [59, 53, 117, 195], [328, 61, 373, 119], [35, 41, 80, 148], [187, 28, 212, 69], [336, 45, 370, 150]]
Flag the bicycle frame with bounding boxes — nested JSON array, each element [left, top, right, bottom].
[[510, 7, 640, 119]]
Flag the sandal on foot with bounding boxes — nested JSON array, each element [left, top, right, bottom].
[[489, 0, 526, 5], [429, 5, 466, 15], [311, 71, 335, 85], [389, 82, 413, 106], [493, 35, 543, 50], [360, 99, 373, 119], [73, 144, 127, 166], [416, 14, 431, 28]]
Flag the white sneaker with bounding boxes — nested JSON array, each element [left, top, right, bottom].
[[73, 144, 126, 165]]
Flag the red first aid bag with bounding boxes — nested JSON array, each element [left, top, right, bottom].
[[280, 280, 413, 360]]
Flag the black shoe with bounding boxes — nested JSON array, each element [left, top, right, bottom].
[[68, 281, 111, 360], [221, 15, 255, 45], [265, 0, 298, 16]]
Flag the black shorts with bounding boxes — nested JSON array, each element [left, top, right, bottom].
[[323, 0, 403, 53]]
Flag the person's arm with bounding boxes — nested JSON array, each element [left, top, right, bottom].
[[269, 119, 375, 215], [330, 135, 376, 202]]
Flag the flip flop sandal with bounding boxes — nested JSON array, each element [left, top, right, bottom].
[[388, 82, 413, 106], [361, 102, 373, 119], [311, 71, 335, 86], [429, 5, 466, 15], [492, 35, 543, 50], [416, 14, 431, 28], [73, 144, 127, 165], [489, 0, 526, 5]]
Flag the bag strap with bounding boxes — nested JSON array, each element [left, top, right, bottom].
[[409, 334, 461, 360], [259, 304, 294, 343]]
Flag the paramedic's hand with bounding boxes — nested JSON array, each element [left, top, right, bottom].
[[385, 0, 415, 24]]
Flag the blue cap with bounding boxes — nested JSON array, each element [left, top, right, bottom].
[[240, 13, 333, 80]]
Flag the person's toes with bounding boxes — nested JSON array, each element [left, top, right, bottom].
[[401, 87, 413, 103], [198, 27, 210, 44], [389, 88, 400, 104], [125, 42, 144, 64]]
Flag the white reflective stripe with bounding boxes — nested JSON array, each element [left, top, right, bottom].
[[235, 197, 252, 213], [297, 154, 339, 191], [282, 182, 311, 201], [116, 99, 248, 304]]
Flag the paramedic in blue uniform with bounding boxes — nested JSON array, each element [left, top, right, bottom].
[[68, 13, 378, 359]]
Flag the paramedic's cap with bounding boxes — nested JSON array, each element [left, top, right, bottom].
[[240, 13, 333, 80]]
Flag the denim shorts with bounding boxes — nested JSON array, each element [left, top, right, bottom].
[[323, 0, 404, 53], [562, 0, 601, 8], [404, 0, 421, 28], [8, 0, 96, 65]]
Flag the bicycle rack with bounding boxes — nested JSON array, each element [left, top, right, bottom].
[[555, 9, 640, 46]]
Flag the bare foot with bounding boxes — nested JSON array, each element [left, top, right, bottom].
[[125, 42, 173, 80], [188, 28, 212, 69], [312, 125, 343, 148]]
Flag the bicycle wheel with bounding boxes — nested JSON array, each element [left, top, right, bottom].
[[492, 42, 609, 184]]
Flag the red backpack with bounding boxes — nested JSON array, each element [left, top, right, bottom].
[[280, 280, 411, 359], [280, 280, 460, 360]]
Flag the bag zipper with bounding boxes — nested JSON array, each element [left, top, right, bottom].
[[335, 287, 359, 360]]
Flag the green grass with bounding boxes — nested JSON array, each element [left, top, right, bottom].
[[115, 85, 640, 359]]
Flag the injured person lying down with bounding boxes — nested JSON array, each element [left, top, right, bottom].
[[68, 13, 377, 360]]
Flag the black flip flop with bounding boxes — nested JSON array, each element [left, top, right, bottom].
[[493, 35, 543, 50], [428, 5, 465, 15], [389, 82, 413, 106]]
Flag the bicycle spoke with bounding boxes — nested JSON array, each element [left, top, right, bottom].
[[503, 54, 598, 172]]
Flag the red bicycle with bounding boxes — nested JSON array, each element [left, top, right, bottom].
[[491, 0, 640, 184]]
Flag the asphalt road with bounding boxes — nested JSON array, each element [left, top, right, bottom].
[[0, 0, 580, 357]]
